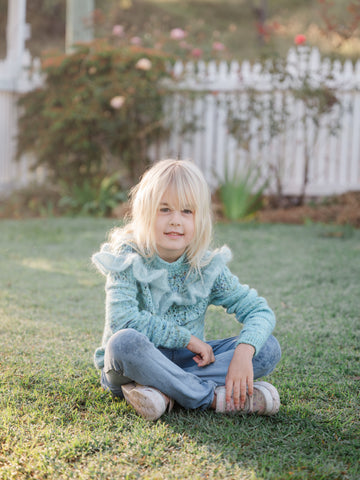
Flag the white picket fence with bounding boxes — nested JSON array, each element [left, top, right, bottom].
[[152, 47, 360, 196], [1, 47, 360, 196]]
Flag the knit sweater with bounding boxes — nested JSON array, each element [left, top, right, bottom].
[[92, 244, 275, 369]]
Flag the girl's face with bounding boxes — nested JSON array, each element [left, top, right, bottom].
[[154, 188, 195, 263]]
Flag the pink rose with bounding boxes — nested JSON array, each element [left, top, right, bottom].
[[110, 96, 125, 109], [135, 58, 152, 70], [212, 42, 225, 51], [130, 36, 142, 46], [170, 28, 186, 40], [294, 34, 306, 45], [112, 25, 124, 37], [191, 48, 203, 58]]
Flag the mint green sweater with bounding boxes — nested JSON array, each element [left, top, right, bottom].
[[92, 244, 275, 369]]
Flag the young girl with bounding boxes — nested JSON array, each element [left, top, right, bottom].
[[92, 159, 281, 420]]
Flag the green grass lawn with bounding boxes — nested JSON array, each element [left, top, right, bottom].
[[0, 218, 359, 479]]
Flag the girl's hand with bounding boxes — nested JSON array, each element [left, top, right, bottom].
[[187, 335, 215, 367], [225, 343, 255, 411]]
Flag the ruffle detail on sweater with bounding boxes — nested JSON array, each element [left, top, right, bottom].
[[92, 244, 232, 315]]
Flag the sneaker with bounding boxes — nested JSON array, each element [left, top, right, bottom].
[[121, 382, 174, 421], [253, 381, 280, 415], [215, 381, 280, 416]]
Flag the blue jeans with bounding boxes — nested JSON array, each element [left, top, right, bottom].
[[101, 328, 281, 410]]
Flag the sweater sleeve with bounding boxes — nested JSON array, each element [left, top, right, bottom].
[[209, 266, 275, 355], [105, 269, 192, 349]]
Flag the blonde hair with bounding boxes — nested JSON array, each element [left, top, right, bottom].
[[109, 159, 213, 269]]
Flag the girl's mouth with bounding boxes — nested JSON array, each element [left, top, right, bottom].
[[165, 232, 184, 236]]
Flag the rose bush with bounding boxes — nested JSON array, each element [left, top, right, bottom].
[[17, 40, 176, 191]]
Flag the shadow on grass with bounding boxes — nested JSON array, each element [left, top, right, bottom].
[[59, 369, 359, 479], [163, 403, 357, 479]]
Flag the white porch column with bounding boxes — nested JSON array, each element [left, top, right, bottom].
[[66, 0, 94, 53], [6, 0, 29, 73], [0, 0, 40, 193]]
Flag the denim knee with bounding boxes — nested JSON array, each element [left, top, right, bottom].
[[105, 328, 150, 370], [267, 335, 281, 365], [253, 335, 281, 379]]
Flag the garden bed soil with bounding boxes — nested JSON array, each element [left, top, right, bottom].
[[256, 192, 360, 228], [1, 190, 360, 228]]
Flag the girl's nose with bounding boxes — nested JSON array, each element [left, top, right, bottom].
[[170, 211, 181, 226]]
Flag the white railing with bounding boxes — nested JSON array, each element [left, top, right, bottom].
[[1, 47, 360, 196]]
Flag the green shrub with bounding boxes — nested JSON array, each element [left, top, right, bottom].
[[58, 174, 127, 217], [17, 40, 175, 187], [219, 161, 267, 221]]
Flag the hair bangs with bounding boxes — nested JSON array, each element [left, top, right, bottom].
[[108, 159, 214, 269], [167, 167, 198, 212]]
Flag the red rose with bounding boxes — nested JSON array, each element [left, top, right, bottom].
[[294, 34, 306, 45]]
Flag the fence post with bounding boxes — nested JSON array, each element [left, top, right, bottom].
[[66, 0, 94, 53]]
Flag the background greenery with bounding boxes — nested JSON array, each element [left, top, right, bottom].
[[0, 218, 359, 479], [12, 1, 353, 218], [1, 0, 358, 61], [2, 0, 358, 220]]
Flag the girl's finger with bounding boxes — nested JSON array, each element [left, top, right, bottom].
[[240, 379, 247, 409], [225, 382, 233, 410], [192, 355, 202, 364], [233, 383, 241, 410], [247, 377, 254, 397]]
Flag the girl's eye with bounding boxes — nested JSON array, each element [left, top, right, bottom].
[[159, 207, 170, 213], [183, 209, 193, 215]]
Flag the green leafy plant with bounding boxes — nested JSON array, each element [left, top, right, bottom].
[[218, 160, 267, 221], [17, 40, 175, 187], [58, 174, 127, 217]]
